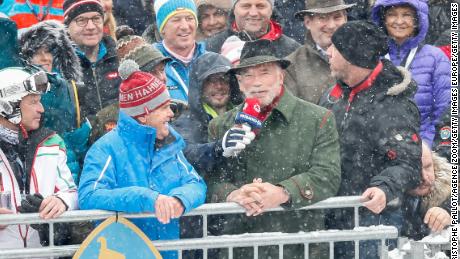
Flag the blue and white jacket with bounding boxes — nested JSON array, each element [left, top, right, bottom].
[[155, 41, 207, 105], [78, 111, 206, 259]]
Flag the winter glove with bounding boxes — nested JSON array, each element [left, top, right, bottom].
[[18, 193, 43, 213], [18, 194, 49, 244], [221, 124, 255, 157], [18, 194, 71, 246]]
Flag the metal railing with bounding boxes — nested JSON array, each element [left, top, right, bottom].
[[0, 196, 399, 259]]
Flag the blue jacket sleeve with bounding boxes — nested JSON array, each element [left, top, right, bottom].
[[167, 151, 207, 213], [78, 145, 159, 213]]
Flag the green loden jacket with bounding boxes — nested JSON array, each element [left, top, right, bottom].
[[207, 89, 341, 259]]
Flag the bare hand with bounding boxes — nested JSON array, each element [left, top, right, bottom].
[[39, 196, 67, 219], [155, 195, 184, 224], [227, 183, 265, 216], [362, 187, 387, 214], [424, 207, 450, 232], [251, 183, 289, 216], [0, 208, 14, 230]]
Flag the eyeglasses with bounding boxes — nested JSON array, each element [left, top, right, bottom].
[[74, 15, 103, 27]]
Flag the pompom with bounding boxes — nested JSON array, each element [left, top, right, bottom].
[[116, 25, 136, 40], [118, 59, 140, 80]]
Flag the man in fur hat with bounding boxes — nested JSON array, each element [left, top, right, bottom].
[[403, 143, 451, 240], [319, 21, 422, 258]]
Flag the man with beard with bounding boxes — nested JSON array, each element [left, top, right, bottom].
[[207, 39, 341, 258], [319, 21, 422, 258]]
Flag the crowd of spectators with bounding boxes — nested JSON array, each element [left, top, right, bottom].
[[0, 0, 454, 258]]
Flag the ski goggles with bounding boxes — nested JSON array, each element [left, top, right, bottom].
[[0, 71, 50, 99]]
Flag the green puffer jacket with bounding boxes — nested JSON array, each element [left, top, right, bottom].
[[207, 89, 341, 259]]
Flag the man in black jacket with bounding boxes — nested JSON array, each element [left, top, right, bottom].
[[64, 0, 121, 119], [319, 21, 422, 258]]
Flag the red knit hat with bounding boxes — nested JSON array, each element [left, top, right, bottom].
[[118, 60, 170, 117]]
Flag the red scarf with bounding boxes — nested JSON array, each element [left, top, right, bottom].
[[329, 61, 384, 111], [231, 20, 283, 41], [258, 86, 285, 122]]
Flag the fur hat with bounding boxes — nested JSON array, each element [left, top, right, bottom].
[[118, 60, 170, 118], [154, 0, 198, 33], [63, 0, 104, 24], [331, 21, 388, 69], [19, 20, 82, 82]]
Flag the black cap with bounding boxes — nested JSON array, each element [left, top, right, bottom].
[[332, 21, 389, 69]]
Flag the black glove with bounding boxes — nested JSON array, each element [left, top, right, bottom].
[[18, 194, 50, 244], [18, 193, 44, 213]]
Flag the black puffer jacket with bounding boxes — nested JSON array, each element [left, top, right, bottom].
[[173, 52, 241, 175], [77, 36, 121, 119], [319, 60, 422, 207]]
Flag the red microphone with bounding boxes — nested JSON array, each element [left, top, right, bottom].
[[234, 98, 263, 132]]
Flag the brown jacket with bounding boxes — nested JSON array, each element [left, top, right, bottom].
[[284, 34, 335, 104]]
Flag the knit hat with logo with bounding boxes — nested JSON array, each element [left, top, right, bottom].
[[63, 0, 104, 25], [117, 32, 171, 73], [154, 0, 198, 33], [118, 60, 170, 117]]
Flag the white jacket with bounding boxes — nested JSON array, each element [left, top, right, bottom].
[[0, 133, 78, 249]]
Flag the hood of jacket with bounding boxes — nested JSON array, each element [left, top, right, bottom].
[[421, 152, 451, 211], [188, 52, 239, 123], [19, 20, 83, 83], [371, 0, 428, 50]]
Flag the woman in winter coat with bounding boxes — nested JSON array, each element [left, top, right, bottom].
[[19, 20, 91, 183], [371, 0, 450, 146]]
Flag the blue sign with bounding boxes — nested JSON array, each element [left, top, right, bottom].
[[73, 216, 163, 259]]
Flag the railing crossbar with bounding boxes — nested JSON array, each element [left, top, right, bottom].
[[0, 226, 398, 259]]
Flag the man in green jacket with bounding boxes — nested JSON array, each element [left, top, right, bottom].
[[207, 39, 341, 258]]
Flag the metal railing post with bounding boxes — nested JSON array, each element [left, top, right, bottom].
[[49, 222, 54, 247], [304, 243, 309, 259], [354, 240, 359, 259]]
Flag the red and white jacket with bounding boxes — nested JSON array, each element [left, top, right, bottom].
[[0, 132, 78, 249]]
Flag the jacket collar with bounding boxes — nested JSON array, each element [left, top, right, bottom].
[[75, 35, 118, 66], [116, 111, 185, 164], [267, 88, 297, 124], [304, 32, 329, 63], [231, 20, 283, 41], [156, 41, 207, 64]]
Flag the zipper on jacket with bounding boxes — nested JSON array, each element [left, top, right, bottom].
[[92, 67, 103, 110]]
